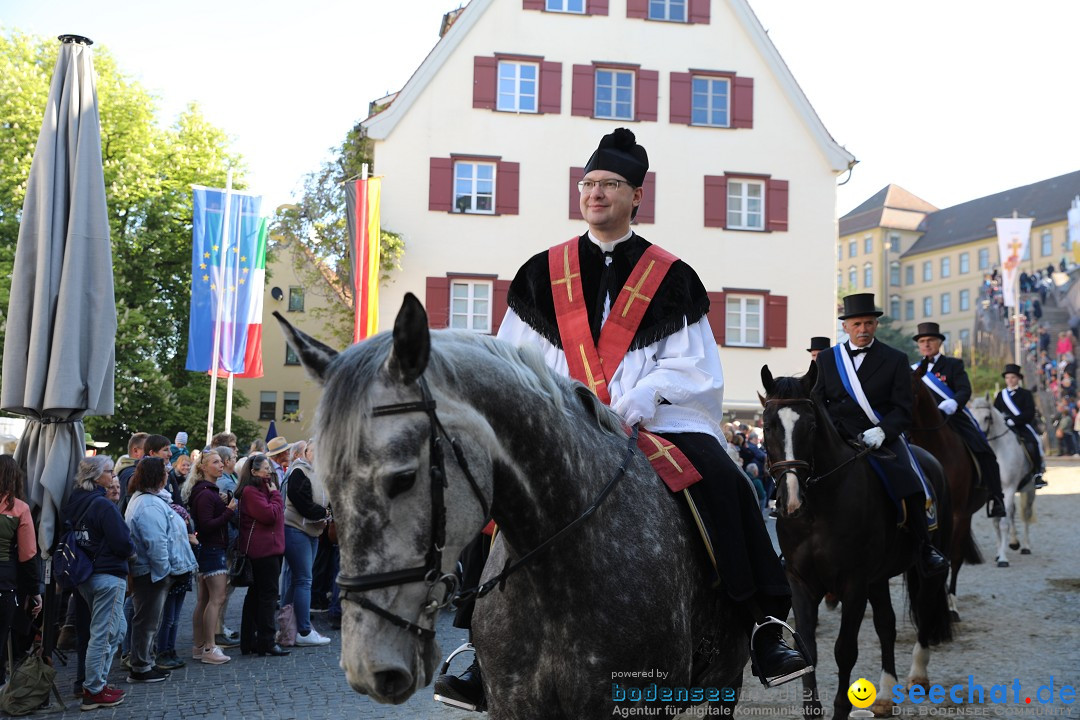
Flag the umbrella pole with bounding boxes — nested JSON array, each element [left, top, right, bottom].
[[206, 170, 235, 446]]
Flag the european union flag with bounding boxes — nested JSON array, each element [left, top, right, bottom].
[[185, 187, 263, 373]]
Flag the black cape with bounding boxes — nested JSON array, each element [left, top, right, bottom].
[[505, 233, 710, 351]]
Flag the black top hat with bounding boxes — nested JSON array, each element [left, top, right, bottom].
[[912, 322, 946, 342], [1002, 363, 1024, 379], [807, 336, 831, 352], [837, 293, 883, 320]]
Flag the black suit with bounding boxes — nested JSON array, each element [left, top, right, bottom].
[[922, 355, 1003, 496], [994, 386, 1043, 468], [813, 341, 923, 497]]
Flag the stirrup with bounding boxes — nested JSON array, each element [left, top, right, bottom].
[[437, 641, 476, 677], [749, 616, 814, 688], [433, 642, 486, 713]]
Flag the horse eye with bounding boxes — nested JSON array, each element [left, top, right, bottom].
[[385, 470, 417, 499]]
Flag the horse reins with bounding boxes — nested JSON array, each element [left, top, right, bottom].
[[762, 397, 873, 488], [336, 374, 640, 640]]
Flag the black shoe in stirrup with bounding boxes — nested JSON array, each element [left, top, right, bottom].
[[433, 643, 487, 712]]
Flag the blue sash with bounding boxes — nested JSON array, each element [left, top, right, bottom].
[[916, 367, 989, 442]]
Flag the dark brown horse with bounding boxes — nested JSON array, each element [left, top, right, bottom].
[[907, 364, 985, 621]]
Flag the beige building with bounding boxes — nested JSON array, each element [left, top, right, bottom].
[[233, 241, 348, 443], [361, 0, 854, 412], [838, 170, 1080, 350]]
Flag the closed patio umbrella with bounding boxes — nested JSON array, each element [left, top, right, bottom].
[[0, 34, 116, 652]]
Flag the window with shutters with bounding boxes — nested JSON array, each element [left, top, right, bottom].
[[595, 69, 634, 120], [546, 0, 585, 11], [649, 0, 686, 22], [692, 76, 729, 127], [497, 61, 538, 112], [454, 162, 496, 214], [727, 179, 764, 230], [726, 295, 763, 347], [706, 289, 786, 347], [450, 280, 493, 333]]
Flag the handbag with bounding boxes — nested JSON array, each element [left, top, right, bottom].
[[227, 499, 256, 588], [275, 603, 297, 647], [0, 638, 62, 716]]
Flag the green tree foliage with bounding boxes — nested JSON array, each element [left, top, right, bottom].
[[0, 30, 261, 449], [271, 122, 404, 346]]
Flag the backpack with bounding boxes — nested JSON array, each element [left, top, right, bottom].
[[54, 497, 102, 591], [0, 641, 59, 715]]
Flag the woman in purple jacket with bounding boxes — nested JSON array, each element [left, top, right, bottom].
[[235, 454, 288, 656], [182, 452, 236, 665]]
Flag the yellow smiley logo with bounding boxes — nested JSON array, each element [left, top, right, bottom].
[[847, 678, 876, 709]]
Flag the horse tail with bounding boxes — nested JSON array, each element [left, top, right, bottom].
[[905, 567, 953, 646], [961, 526, 983, 565]]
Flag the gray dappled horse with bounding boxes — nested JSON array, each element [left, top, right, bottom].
[[760, 364, 953, 720], [966, 397, 1038, 566], [275, 294, 747, 718]]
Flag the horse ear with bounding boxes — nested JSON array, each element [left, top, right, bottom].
[[273, 311, 338, 384], [800, 360, 818, 395], [387, 293, 430, 384], [758, 392, 767, 408], [761, 365, 775, 395]]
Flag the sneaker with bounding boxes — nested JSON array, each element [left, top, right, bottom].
[[120, 652, 131, 670], [201, 646, 231, 664], [191, 645, 204, 660], [214, 633, 240, 648], [294, 628, 331, 646], [82, 685, 125, 710], [222, 626, 240, 642], [155, 651, 186, 671], [126, 667, 170, 684]]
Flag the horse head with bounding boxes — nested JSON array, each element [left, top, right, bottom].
[[966, 395, 996, 436], [760, 362, 818, 517], [275, 294, 492, 704]]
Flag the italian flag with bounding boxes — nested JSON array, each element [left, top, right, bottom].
[[235, 218, 268, 378]]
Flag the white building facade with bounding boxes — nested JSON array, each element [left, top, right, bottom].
[[363, 0, 853, 412]]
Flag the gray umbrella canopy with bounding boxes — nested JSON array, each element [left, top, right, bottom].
[[1, 36, 116, 552]]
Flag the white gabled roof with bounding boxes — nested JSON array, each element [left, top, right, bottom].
[[363, 0, 855, 173]]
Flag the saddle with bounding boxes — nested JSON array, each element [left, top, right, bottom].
[[859, 443, 939, 532]]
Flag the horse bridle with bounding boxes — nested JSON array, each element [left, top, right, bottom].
[[762, 397, 872, 488], [335, 376, 489, 640], [336, 374, 641, 641]]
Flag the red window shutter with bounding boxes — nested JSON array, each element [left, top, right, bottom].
[[587, 0, 609, 15], [539, 61, 562, 114], [688, 0, 710, 23], [492, 279, 513, 335], [765, 293, 788, 348], [706, 291, 726, 345], [429, 158, 453, 212], [767, 179, 789, 232], [634, 171, 657, 224], [670, 72, 692, 125], [731, 76, 754, 128], [473, 56, 497, 110], [569, 166, 585, 220], [636, 69, 659, 122], [425, 276, 451, 329], [626, 0, 648, 18], [571, 65, 594, 117], [703, 175, 728, 228], [496, 161, 520, 215], [522, 0, 544, 9]]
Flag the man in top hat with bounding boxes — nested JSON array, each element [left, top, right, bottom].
[[434, 128, 809, 711], [812, 293, 949, 578], [994, 364, 1046, 487], [912, 323, 1006, 517], [807, 337, 830, 362]]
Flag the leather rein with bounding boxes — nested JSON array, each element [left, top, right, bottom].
[[335, 375, 640, 640], [762, 397, 872, 488]]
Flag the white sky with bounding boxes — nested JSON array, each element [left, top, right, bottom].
[[4, 0, 1079, 217]]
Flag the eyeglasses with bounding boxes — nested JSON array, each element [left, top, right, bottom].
[[577, 179, 629, 193]]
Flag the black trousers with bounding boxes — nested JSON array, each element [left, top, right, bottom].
[[242, 555, 282, 652], [670, 432, 790, 603], [949, 414, 1003, 496], [1012, 427, 1044, 470], [0, 590, 15, 684]]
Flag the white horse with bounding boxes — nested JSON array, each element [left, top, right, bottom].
[[967, 397, 1037, 567]]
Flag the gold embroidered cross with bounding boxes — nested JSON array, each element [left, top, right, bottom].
[[551, 245, 580, 303], [643, 433, 683, 472], [620, 260, 656, 318], [579, 345, 606, 396]]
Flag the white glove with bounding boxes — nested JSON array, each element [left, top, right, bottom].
[[612, 386, 658, 427], [859, 427, 886, 449], [937, 398, 958, 416], [1006, 418, 1016, 427]]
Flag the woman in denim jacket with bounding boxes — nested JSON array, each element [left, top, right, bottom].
[[125, 458, 198, 683]]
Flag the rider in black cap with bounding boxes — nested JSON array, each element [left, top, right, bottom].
[[994, 364, 1046, 487]]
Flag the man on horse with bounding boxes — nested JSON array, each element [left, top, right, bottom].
[[433, 128, 810, 711], [911, 322, 1007, 518], [808, 337, 830, 362], [994, 363, 1046, 487], [812, 293, 950, 578]]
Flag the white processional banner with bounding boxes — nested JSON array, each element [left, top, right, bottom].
[[995, 217, 1034, 308], [1068, 205, 1080, 262]]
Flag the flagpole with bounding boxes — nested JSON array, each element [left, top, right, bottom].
[[224, 373, 234, 434], [1012, 210, 1022, 366], [206, 168, 233, 447], [355, 163, 369, 345]]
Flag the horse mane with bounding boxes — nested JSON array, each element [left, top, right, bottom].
[[768, 375, 810, 400]]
